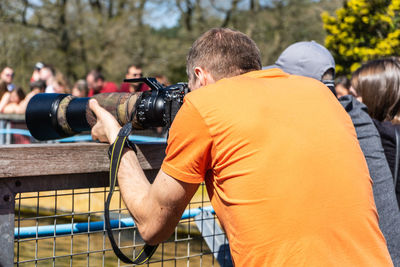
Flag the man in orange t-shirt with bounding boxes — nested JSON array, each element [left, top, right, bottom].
[[89, 28, 393, 266]]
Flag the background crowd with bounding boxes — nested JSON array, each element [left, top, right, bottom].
[[0, 63, 170, 115], [0, 57, 354, 116]]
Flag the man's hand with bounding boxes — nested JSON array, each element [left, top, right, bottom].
[[89, 99, 121, 144]]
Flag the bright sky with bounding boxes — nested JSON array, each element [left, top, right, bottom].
[[26, 0, 291, 29], [142, 0, 275, 29], [143, 1, 181, 29]]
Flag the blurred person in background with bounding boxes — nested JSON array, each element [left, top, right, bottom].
[[39, 64, 56, 93], [352, 58, 400, 206], [53, 72, 70, 94], [0, 86, 31, 144], [30, 62, 44, 83], [22, 80, 46, 112], [71, 79, 89, 97], [2, 87, 26, 114], [0, 81, 11, 112], [335, 75, 351, 98], [153, 73, 170, 86], [27, 80, 46, 98], [119, 64, 150, 93], [265, 41, 337, 96], [1, 80, 45, 115], [0, 66, 15, 91], [0, 81, 8, 101], [86, 69, 118, 96]]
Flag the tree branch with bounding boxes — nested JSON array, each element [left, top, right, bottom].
[[221, 0, 240, 28], [89, 0, 102, 13], [116, 0, 127, 17], [1, 17, 58, 35]]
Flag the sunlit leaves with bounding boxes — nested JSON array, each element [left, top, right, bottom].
[[323, 0, 400, 76]]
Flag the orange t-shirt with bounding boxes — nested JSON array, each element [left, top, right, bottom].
[[161, 69, 393, 266]]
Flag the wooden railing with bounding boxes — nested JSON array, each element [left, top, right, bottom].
[[0, 142, 165, 266]]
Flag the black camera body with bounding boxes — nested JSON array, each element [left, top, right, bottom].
[[25, 78, 189, 141], [134, 79, 188, 128]]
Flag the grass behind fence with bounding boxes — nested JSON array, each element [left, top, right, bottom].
[[14, 184, 221, 266]]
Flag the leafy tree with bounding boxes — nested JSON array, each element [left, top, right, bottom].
[[0, 0, 343, 90], [204, 0, 341, 66], [322, 0, 400, 76], [0, 0, 159, 88], [238, 0, 341, 65]]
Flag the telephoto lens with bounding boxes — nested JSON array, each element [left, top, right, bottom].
[[25, 78, 189, 141], [25, 92, 140, 141]]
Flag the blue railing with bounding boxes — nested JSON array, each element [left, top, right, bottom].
[[60, 134, 167, 144], [15, 206, 214, 239], [0, 128, 31, 136], [0, 128, 167, 144]]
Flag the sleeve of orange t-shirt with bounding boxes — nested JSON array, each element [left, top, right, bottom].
[[161, 98, 213, 184]]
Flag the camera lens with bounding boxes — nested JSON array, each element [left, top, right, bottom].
[[26, 92, 141, 141], [26, 93, 72, 140], [25, 81, 188, 141], [26, 93, 90, 141]]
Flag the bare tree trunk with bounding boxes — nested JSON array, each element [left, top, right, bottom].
[[76, 0, 89, 75], [58, 0, 74, 79], [137, 0, 147, 62], [244, 0, 260, 37], [221, 0, 240, 28], [176, 0, 194, 32]]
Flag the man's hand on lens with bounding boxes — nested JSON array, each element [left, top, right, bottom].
[[89, 99, 121, 144]]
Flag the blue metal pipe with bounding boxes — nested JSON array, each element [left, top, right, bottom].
[[59, 134, 167, 144], [0, 128, 32, 136], [15, 206, 214, 239], [0, 128, 167, 144]]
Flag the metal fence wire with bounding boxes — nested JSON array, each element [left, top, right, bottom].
[[14, 183, 231, 267]]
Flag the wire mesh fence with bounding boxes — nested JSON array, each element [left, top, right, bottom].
[[0, 123, 231, 266], [14, 183, 229, 266]]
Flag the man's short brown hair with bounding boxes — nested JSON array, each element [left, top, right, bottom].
[[187, 28, 262, 82]]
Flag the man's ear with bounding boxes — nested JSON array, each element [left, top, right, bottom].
[[194, 67, 215, 87], [194, 67, 207, 87]]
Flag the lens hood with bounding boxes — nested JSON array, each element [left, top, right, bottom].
[[26, 93, 70, 140]]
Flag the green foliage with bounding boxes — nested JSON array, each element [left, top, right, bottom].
[[231, 0, 342, 66], [322, 0, 400, 76], [0, 0, 342, 91]]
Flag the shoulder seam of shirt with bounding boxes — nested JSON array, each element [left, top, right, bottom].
[[185, 97, 217, 169]]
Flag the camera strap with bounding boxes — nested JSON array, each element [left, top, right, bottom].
[[105, 123, 158, 264]]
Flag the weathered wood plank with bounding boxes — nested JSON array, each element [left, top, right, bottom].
[[0, 142, 166, 178], [0, 113, 25, 122]]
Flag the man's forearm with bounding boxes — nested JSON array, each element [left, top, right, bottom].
[[88, 98, 192, 243], [117, 148, 154, 233], [117, 148, 198, 245]]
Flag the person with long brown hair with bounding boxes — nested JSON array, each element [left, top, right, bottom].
[[0, 81, 11, 112], [2, 87, 26, 114], [352, 58, 400, 124], [352, 57, 400, 206], [0, 81, 8, 100]]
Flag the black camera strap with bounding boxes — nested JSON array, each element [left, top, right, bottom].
[[105, 123, 158, 264]]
